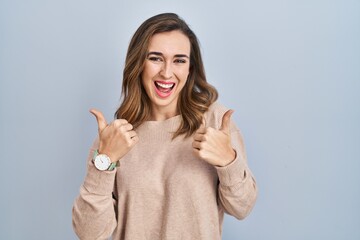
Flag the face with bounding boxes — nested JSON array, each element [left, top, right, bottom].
[[141, 30, 190, 117]]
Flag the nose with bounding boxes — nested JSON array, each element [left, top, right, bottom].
[[160, 62, 173, 79]]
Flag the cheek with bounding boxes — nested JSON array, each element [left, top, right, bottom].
[[142, 65, 150, 80], [144, 62, 162, 77], [142, 62, 152, 78], [141, 70, 152, 94], [183, 70, 190, 85], [176, 67, 190, 81], [177, 71, 190, 90]]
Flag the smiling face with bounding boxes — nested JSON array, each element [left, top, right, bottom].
[[141, 30, 191, 119]]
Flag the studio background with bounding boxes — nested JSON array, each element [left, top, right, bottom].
[[0, 0, 359, 239]]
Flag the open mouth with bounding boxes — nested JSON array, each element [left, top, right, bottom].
[[154, 81, 175, 98]]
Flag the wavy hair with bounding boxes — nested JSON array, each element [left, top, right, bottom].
[[115, 13, 218, 138]]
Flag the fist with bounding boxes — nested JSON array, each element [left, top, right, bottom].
[[90, 109, 139, 162], [192, 110, 236, 167]]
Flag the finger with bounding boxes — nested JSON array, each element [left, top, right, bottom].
[[131, 135, 139, 143], [196, 126, 206, 134], [127, 130, 137, 138], [192, 140, 202, 150], [113, 119, 129, 127], [90, 109, 107, 133], [119, 123, 134, 132], [220, 109, 234, 133], [193, 133, 205, 142]]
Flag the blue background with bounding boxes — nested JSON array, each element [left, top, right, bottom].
[[0, 0, 359, 239]]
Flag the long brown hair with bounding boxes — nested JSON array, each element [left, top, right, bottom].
[[115, 13, 218, 138]]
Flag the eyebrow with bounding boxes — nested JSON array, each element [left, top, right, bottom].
[[147, 51, 189, 58]]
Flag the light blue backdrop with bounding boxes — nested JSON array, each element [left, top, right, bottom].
[[0, 0, 359, 239]]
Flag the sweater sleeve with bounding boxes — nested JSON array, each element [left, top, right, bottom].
[[72, 139, 118, 240], [215, 125, 258, 220]]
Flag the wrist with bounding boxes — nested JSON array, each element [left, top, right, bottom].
[[218, 149, 237, 167]]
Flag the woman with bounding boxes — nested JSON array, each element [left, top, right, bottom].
[[72, 13, 257, 240]]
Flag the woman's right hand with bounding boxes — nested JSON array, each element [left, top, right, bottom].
[[90, 109, 139, 163]]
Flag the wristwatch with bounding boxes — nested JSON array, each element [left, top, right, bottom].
[[93, 150, 117, 171]]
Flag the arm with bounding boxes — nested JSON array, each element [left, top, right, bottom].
[[192, 107, 257, 220], [72, 109, 138, 239], [72, 140, 117, 240], [215, 128, 258, 220]]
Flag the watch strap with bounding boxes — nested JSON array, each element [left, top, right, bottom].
[[93, 149, 99, 161], [107, 162, 117, 171]]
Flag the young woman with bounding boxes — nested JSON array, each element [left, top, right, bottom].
[[72, 13, 257, 240]]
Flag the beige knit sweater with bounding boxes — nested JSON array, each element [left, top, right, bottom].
[[72, 102, 257, 240]]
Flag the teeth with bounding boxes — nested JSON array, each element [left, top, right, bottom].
[[156, 82, 174, 89]]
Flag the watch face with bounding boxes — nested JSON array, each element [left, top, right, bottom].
[[94, 154, 111, 171]]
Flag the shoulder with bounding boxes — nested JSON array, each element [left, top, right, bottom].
[[204, 101, 238, 131], [207, 101, 228, 114]]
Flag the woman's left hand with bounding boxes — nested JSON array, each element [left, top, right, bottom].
[[192, 110, 236, 167]]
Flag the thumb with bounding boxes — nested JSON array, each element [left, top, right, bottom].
[[89, 108, 108, 133], [220, 109, 234, 133]]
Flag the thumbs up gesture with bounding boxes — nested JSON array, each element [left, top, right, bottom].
[[90, 109, 139, 163], [192, 110, 236, 167]]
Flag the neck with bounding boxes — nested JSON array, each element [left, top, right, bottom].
[[150, 104, 179, 121]]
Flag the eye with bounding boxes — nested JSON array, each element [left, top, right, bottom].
[[174, 59, 187, 64], [148, 56, 163, 62]]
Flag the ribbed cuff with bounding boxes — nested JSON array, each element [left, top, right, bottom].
[[83, 161, 117, 195], [215, 157, 247, 187]]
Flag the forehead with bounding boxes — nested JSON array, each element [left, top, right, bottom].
[[148, 30, 190, 55]]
